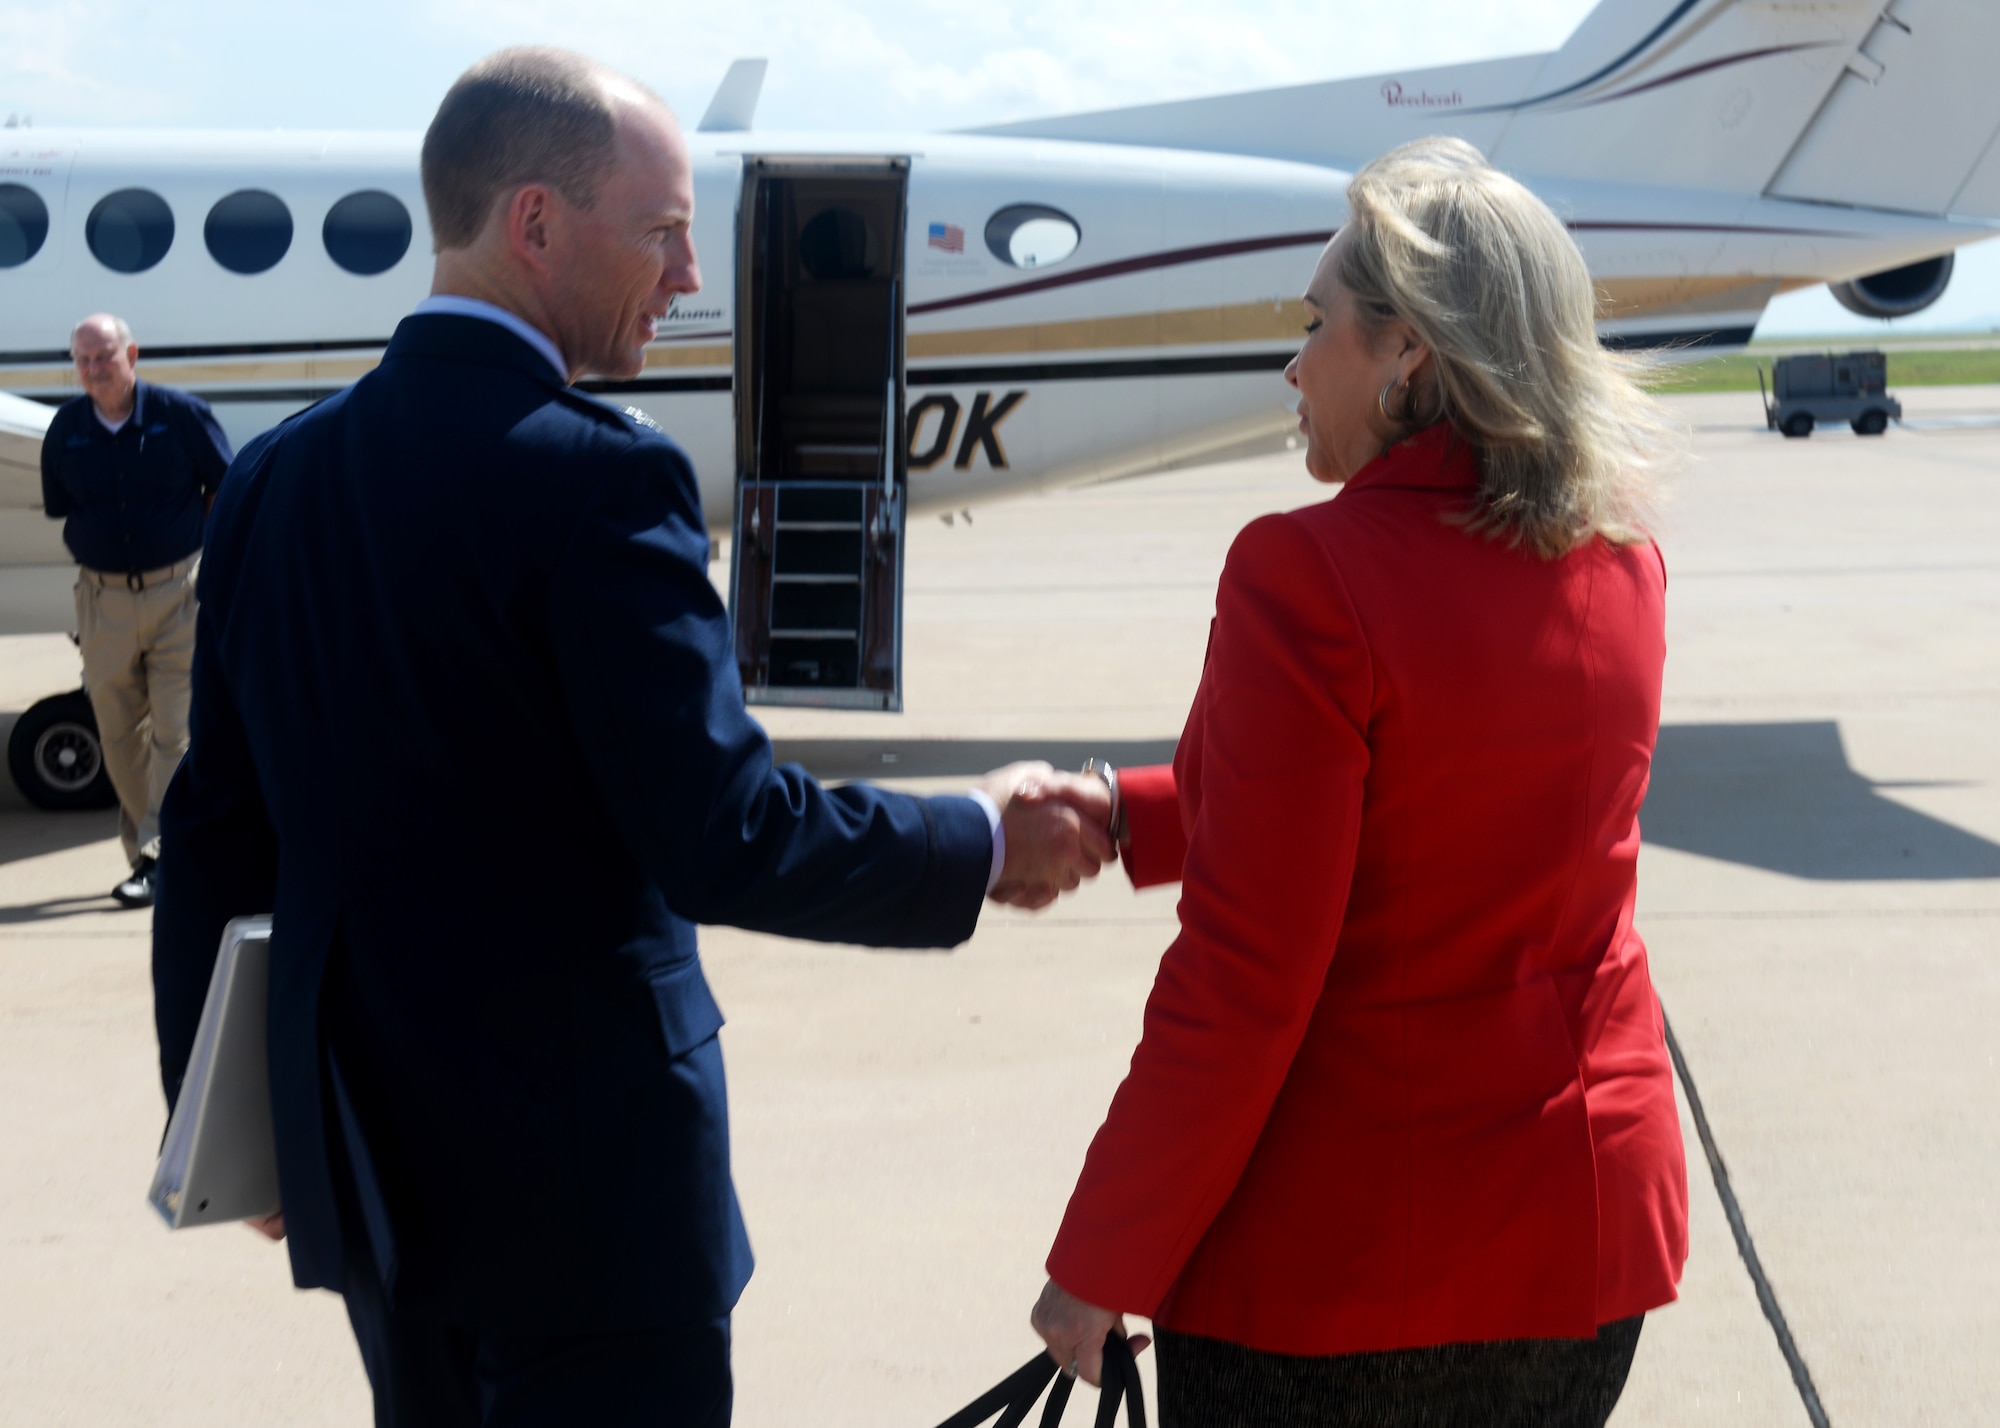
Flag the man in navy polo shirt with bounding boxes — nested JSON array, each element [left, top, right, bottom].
[[41, 313, 232, 908]]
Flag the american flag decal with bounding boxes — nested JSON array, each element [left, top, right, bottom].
[[927, 222, 965, 253]]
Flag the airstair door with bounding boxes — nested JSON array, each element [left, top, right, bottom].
[[729, 157, 909, 711]]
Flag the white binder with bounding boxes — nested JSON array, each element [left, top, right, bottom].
[[148, 916, 281, 1229]]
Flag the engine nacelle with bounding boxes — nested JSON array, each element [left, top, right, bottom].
[[1828, 253, 1954, 319]]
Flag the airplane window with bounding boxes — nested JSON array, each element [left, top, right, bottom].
[[323, 190, 412, 276], [86, 188, 175, 273], [0, 183, 49, 267], [984, 204, 1081, 270], [798, 208, 876, 280], [205, 189, 293, 274]]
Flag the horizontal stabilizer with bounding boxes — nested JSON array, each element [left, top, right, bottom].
[[0, 389, 53, 510]]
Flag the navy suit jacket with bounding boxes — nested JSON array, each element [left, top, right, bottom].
[[152, 314, 993, 1332]]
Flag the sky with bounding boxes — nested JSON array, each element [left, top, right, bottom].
[[3, 0, 1995, 338]]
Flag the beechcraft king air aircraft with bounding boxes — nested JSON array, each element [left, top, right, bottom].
[[3, 0, 2000, 725]]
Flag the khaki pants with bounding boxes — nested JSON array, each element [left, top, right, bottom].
[[74, 556, 199, 867]]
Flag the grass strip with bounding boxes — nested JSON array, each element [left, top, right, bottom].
[[1644, 347, 2000, 394]]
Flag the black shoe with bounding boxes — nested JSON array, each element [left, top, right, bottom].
[[113, 856, 156, 909]]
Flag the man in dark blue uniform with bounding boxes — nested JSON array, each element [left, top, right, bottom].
[[151, 47, 1109, 1426], [42, 313, 232, 907]]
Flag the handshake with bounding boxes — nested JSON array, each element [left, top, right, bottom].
[[978, 762, 1121, 910]]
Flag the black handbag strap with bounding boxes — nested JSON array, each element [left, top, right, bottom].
[[935, 1333, 1146, 1428]]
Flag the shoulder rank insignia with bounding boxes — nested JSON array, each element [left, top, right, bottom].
[[622, 406, 663, 432]]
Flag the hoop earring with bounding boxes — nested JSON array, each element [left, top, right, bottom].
[[1408, 376, 1440, 426], [1377, 377, 1401, 424]]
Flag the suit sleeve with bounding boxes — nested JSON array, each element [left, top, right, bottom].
[[1046, 513, 1373, 1313], [1118, 764, 1186, 888], [548, 437, 991, 948], [152, 444, 281, 1113], [180, 393, 234, 500]]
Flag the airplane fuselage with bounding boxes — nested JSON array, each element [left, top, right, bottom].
[[3, 125, 1986, 553]]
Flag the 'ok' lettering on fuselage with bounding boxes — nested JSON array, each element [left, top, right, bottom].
[[906, 391, 1028, 471]]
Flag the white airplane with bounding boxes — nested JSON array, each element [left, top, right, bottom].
[[3, 0, 1998, 792]]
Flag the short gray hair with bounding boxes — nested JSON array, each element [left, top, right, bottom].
[[71, 313, 133, 349], [421, 47, 633, 251], [1336, 137, 1680, 557]]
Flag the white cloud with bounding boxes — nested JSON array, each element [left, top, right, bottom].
[[0, 3, 181, 124]]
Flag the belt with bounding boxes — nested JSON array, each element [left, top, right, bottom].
[[82, 554, 199, 592]]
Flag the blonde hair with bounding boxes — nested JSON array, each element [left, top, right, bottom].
[[1335, 137, 1680, 557]]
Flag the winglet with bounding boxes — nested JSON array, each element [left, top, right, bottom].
[[697, 59, 768, 133]]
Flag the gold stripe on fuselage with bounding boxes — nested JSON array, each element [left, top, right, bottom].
[[1593, 276, 1785, 320], [0, 353, 381, 395], [644, 343, 733, 368], [0, 342, 737, 397], [0, 278, 1790, 397], [905, 277, 1791, 360], [908, 299, 1310, 358]]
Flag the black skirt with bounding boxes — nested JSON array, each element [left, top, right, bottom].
[[1154, 1315, 1644, 1428]]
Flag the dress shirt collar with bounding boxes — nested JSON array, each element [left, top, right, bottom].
[[411, 296, 569, 385], [89, 378, 147, 436]]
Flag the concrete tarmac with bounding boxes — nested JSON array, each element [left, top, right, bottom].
[[1, 385, 1995, 1425]]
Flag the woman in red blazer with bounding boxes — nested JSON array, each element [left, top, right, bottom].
[[1030, 137, 1689, 1426]]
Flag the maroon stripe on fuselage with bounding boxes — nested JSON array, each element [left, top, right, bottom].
[[906, 230, 1335, 317], [903, 219, 1861, 322]]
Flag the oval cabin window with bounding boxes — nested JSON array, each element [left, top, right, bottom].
[[323, 190, 412, 276], [799, 208, 878, 281], [0, 183, 50, 268], [205, 189, 294, 274], [86, 188, 176, 274], [984, 205, 1081, 270]]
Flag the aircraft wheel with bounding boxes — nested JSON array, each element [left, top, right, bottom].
[[1852, 409, 1889, 436], [6, 690, 118, 811], [1781, 412, 1814, 438]]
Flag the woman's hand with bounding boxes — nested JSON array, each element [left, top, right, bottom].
[[1030, 1278, 1150, 1388], [981, 765, 1116, 909]]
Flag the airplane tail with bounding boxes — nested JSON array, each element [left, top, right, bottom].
[[973, 0, 2000, 223]]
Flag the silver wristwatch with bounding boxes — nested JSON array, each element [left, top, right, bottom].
[[1080, 757, 1127, 845]]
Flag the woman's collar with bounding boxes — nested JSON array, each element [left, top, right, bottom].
[[1343, 421, 1477, 494]]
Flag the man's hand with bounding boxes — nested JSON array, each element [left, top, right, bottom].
[[246, 1211, 286, 1242], [979, 762, 1115, 910], [1030, 1277, 1150, 1387]]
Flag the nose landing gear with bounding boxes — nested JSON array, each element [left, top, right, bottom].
[[7, 688, 118, 811]]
